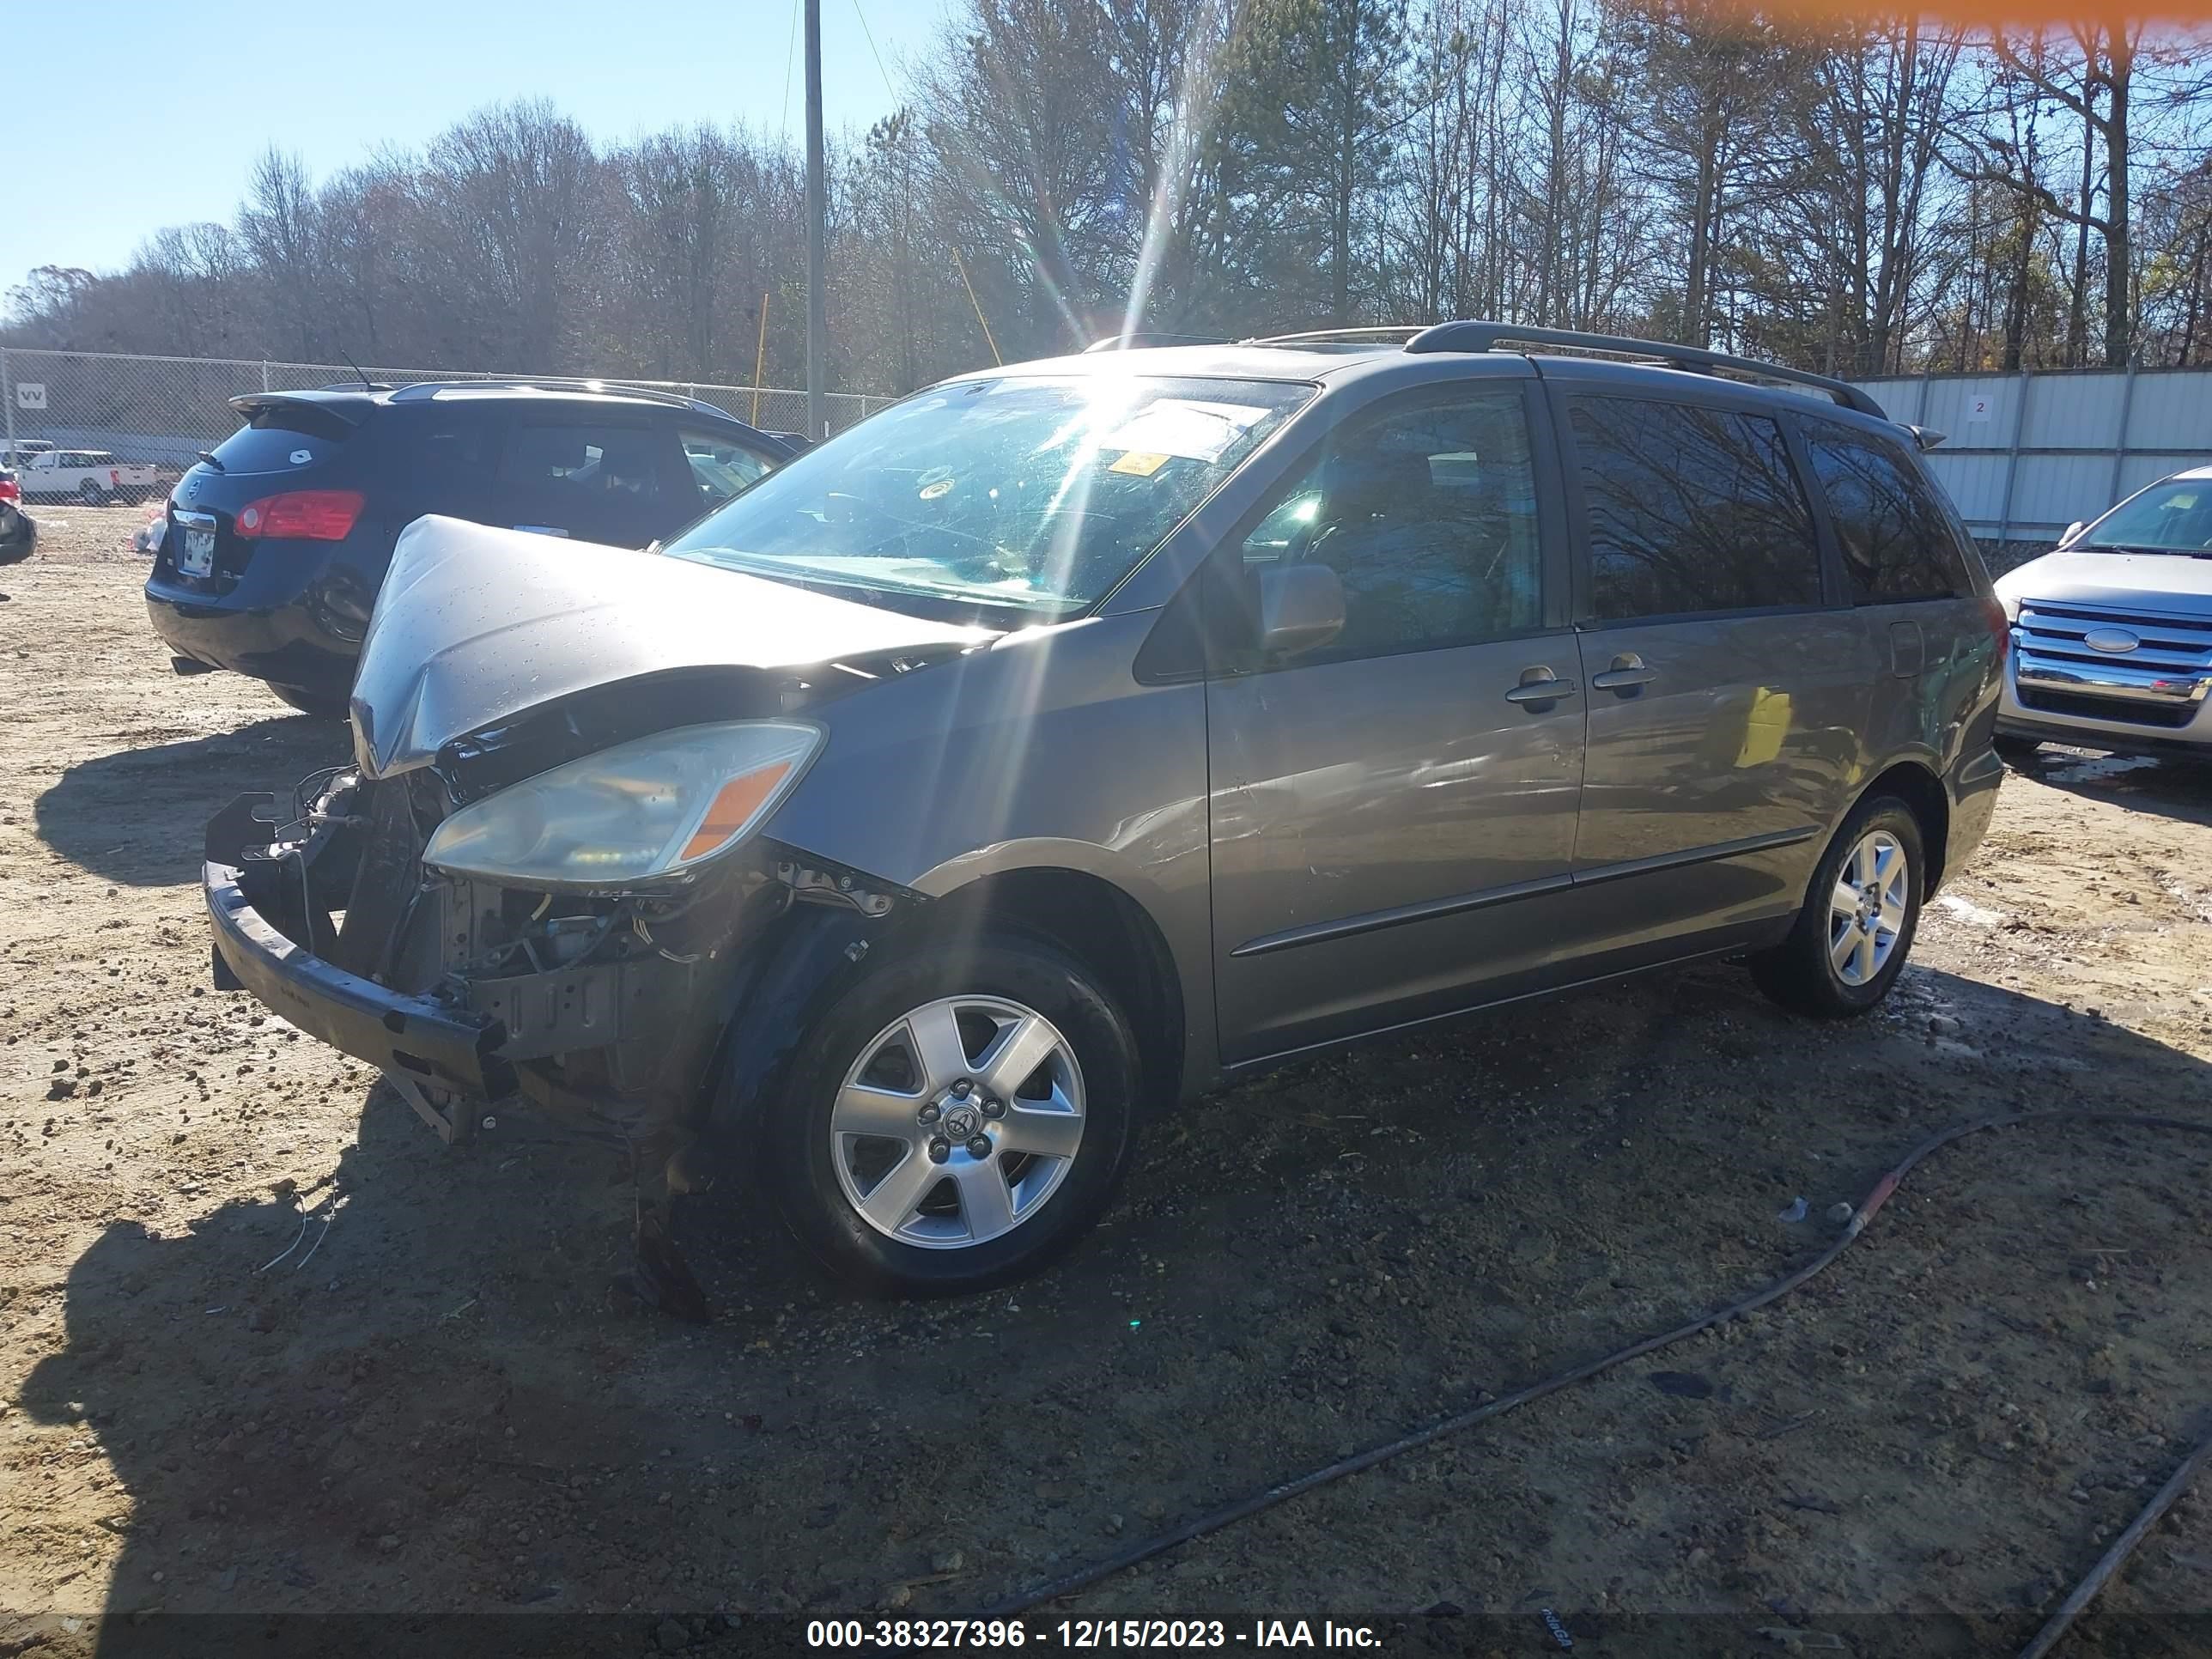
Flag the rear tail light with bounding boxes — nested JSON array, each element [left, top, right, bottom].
[[234, 489, 364, 541], [1982, 592, 2010, 666], [0, 477, 17, 503]]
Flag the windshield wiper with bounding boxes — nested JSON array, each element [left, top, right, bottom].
[[2084, 542, 2212, 557], [196, 450, 226, 472]]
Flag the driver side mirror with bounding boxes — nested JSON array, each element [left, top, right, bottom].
[[1256, 562, 1345, 659]]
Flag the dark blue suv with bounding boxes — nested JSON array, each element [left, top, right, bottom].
[[145, 380, 797, 717]]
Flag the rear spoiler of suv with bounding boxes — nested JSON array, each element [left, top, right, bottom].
[[229, 392, 375, 429]]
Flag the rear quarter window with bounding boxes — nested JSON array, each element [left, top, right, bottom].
[[395, 413, 501, 523], [1802, 422, 1971, 603]]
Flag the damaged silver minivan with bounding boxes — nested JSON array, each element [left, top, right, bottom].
[[203, 325, 2006, 1309]]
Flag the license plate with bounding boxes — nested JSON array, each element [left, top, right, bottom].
[[179, 525, 216, 576]]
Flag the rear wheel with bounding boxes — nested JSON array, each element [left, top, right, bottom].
[[1749, 796, 1924, 1018], [77, 478, 105, 506], [268, 684, 349, 720], [760, 932, 1139, 1295]]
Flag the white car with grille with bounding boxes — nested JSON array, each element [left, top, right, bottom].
[[1993, 465, 2212, 759]]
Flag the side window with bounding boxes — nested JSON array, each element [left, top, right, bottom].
[[1569, 397, 1823, 621], [1802, 423, 1971, 603], [407, 416, 499, 524], [500, 424, 665, 501], [1236, 387, 1542, 660], [679, 427, 775, 510], [497, 421, 679, 544]]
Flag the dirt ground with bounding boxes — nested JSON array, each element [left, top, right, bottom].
[[3, 506, 2210, 1656]]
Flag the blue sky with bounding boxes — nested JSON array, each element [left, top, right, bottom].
[[5, 0, 945, 300]]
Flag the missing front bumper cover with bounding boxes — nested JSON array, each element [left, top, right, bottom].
[[204, 843, 516, 1099]]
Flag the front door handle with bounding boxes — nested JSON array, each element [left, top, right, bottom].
[[1590, 653, 1657, 693], [1504, 667, 1577, 706]]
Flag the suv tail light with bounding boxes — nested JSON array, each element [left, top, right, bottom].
[[234, 489, 364, 541], [1982, 591, 2010, 666], [0, 476, 17, 504]]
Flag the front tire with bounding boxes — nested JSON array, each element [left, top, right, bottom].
[[761, 932, 1139, 1295], [1749, 795, 1924, 1018]]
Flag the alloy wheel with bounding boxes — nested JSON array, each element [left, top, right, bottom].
[[1827, 830, 1909, 987], [829, 995, 1086, 1249]]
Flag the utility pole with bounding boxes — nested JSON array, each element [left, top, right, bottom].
[[804, 0, 828, 441]]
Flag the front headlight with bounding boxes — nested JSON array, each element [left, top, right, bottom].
[[423, 720, 821, 889]]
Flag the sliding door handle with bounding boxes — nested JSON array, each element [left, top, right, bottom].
[[1590, 653, 1657, 693]]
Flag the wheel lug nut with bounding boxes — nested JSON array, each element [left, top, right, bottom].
[[980, 1097, 1006, 1119], [927, 1137, 951, 1164], [966, 1134, 993, 1159], [917, 1103, 941, 1126], [951, 1079, 974, 1098]]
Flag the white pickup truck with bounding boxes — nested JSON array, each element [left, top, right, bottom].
[[19, 447, 157, 504]]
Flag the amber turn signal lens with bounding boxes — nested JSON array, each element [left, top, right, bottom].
[[678, 763, 795, 862]]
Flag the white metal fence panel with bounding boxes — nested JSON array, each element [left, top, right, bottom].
[[1855, 368, 2212, 544], [2127, 372, 2212, 450], [0, 347, 895, 473]]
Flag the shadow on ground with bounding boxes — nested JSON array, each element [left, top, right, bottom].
[[17, 961, 2212, 1655], [2013, 744, 2212, 826], [34, 716, 346, 887]]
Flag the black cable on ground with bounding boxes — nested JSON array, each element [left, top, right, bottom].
[[980, 1108, 2212, 1657], [2019, 1422, 2212, 1659]]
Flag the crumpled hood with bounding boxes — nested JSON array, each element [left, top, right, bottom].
[[350, 516, 994, 777], [1996, 547, 2212, 616]]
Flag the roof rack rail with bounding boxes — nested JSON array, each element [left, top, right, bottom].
[[1401, 321, 1884, 418], [1244, 325, 1426, 347], [1082, 331, 1231, 352]]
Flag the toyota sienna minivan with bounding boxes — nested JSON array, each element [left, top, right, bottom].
[[199, 324, 2006, 1309]]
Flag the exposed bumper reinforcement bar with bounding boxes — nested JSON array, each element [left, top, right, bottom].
[[204, 855, 516, 1102]]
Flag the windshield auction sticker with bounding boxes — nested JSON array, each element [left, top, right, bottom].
[[1101, 400, 1273, 464]]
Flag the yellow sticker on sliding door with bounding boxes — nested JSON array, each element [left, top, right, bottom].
[[1735, 688, 1791, 768]]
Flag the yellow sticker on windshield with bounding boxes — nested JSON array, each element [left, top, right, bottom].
[[1109, 450, 1170, 477]]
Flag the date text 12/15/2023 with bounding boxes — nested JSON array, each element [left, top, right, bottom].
[[805, 1620, 1384, 1648]]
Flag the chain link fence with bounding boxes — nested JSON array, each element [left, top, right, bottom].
[[0, 347, 896, 474]]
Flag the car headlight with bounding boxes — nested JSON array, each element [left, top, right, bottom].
[[423, 720, 821, 889]]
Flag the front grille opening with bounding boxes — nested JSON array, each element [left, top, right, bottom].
[[2018, 686, 2200, 729], [2017, 602, 2212, 662]]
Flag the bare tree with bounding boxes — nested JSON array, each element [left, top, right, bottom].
[[12, 8, 2212, 388], [1783, 15, 1960, 375], [238, 149, 325, 361], [416, 100, 604, 366]]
